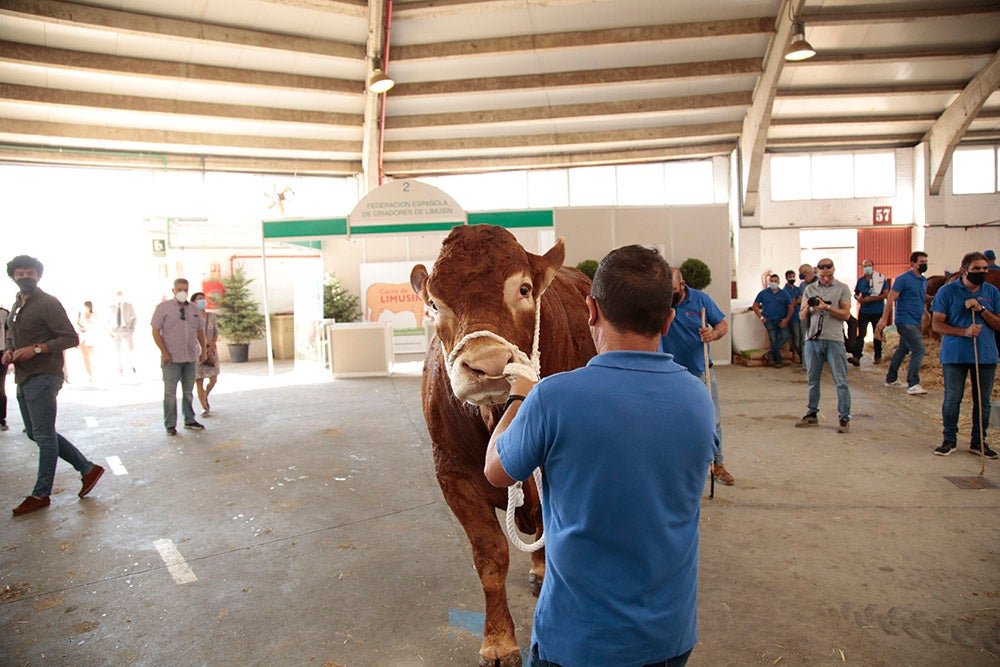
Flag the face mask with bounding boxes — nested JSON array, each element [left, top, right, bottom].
[[787, 278, 796, 284], [671, 290, 683, 307], [798, 274, 805, 281], [195, 299, 207, 309], [15, 277, 37, 293], [863, 266, 873, 275], [769, 282, 780, 291], [175, 291, 188, 303], [967, 272, 987, 286], [917, 263, 928, 274]]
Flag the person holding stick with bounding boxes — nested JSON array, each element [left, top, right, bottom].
[[660, 267, 733, 485], [929, 252, 1000, 458]]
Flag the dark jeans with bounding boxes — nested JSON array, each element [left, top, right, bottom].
[[0, 361, 8, 422], [162, 361, 197, 428], [854, 312, 883, 360], [529, 644, 692, 667], [16, 374, 94, 498], [763, 320, 789, 364], [941, 363, 996, 445]]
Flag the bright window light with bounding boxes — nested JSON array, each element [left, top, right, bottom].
[[664, 160, 714, 205], [527, 169, 569, 208], [568, 166, 617, 206], [853, 152, 895, 198], [952, 148, 997, 195], [811, 154, 854, 199], [616, 163, 666, 205], [770, 155, 811, 201]]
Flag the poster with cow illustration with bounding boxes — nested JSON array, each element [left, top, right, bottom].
[[360, 260, 436, 354]]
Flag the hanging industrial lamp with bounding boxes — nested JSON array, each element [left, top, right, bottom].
[[368, 58, 395, 93], [785, 21, 816, 61]]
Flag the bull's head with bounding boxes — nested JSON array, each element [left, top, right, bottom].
[[410, 225, 564, 406]]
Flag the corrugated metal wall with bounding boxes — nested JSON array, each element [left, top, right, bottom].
[[857, 226, 913, 281]]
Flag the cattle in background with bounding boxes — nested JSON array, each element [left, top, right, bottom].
[[410, 224, 595, 666]]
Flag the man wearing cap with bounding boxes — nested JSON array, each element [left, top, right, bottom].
[[985, 249, 999, 270]]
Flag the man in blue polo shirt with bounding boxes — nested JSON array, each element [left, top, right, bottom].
[[877, 251, 929, 395], [485, 245, 716, 667], [660, 266, 733, 485], [752, 274, 793, 368], [930, 251, 1000, 458], [852, 259, 889, 365]]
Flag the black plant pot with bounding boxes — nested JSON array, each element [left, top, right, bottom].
[[227, 343, 249, 363]]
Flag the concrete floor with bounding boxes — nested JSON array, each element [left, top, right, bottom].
[[1, 358, 998, 666]]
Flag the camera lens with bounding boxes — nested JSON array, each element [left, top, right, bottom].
[[808, 296, 820, 307]]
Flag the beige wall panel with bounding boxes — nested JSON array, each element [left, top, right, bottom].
[[554, 207, 615, 267], [614, 207, 670, 255]]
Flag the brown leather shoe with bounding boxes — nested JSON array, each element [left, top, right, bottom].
[[13, 495, 50, 516], [79, 464, 105, 498], [712, 464, 735, 486]]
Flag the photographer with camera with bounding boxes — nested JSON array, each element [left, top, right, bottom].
[[796, 258, 853, 434]]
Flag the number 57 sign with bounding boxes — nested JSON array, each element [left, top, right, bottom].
[[873, 206, 892, 226]]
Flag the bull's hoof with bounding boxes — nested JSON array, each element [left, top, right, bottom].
[[529, 571, 543, 597], [479, 651, 522, 667]]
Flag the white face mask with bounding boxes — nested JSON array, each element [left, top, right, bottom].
[[174, 291, 188, 303], [768, 282, 780, 291]]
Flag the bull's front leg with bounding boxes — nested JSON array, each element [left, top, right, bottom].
[[439, 472, 522, 666]]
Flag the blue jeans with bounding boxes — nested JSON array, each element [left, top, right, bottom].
[[804, 339, 851, 422], [886, 323, 925, 387], [530, 644, 692, 667], [16, 374, 94, 498], [763, 320, 789, 364], [941, 363, 996, 445], [162, 361, 197, 428], [697, 367, 723, 464]]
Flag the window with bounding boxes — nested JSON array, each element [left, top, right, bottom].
[[952, 147, 998, 195], [568, 166, 617, 206], [664, 160, 714, 204], [770, 151, 896, 201]]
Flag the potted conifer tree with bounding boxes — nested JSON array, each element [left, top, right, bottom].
[[214, 264, 266, 363]]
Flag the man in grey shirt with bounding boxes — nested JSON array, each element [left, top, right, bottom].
[[796, 258, 853, 433], [151, 278, 207, 435]]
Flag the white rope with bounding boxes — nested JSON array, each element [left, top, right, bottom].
[[505, 467, 545, 552], [441, 295, 546, 551]]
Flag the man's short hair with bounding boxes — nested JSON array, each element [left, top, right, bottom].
[[6, 255, 44, 279], [591, 245, 672, 336], [173, 278, 189, 289], [785, 270, 796, 277], [910, 251, 927, 263], [961, 251, 987, 272]]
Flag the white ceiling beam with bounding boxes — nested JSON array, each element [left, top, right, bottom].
[[391, 59, 760, 97], [738, 0, 803, 216], [0, 83, 363, 127], [0, 42, 360, 95], [777, 83, 963, 98], [392, 17, 774, 61], [384, 142, 737, 176], [925, 49, 1000, 195], [360, 0, 388, 193], [0, 0, 363, 60], [386, 92, 751, 130], [786, 48, 998, 67], [805, 3, 1000, 26], [256, 0, 367, 19]]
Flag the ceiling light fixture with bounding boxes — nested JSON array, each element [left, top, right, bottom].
[[785, 20, 816, 61], [368, 58, 395, 94]]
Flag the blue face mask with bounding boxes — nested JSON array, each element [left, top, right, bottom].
[[798, 273, 805, 281], [769, 282, 780, 291], [863, 266, 873, 275], [195, 299, 207, 309]]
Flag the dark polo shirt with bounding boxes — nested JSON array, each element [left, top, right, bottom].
[[4, 288, 79, 384]]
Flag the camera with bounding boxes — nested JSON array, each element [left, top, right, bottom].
[[807, 296, 821, 307]]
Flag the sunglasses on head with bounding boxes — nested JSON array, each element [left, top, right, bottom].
[[816, 263, 833, 270]]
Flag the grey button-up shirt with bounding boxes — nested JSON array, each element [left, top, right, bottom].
[[151, 299, 204, 363]]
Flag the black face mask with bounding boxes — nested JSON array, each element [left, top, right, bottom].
[[787, 278, 796, 284], [916, 263, 928, 274], [967, 272, 987, 286], [671, 290, 683, 307], [15, 277, 37, 293]]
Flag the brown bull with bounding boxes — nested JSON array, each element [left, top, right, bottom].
[[410, 224, 595, 666]]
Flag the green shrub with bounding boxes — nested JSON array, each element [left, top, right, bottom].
[[680, 258, 711, 290], [576, 259, 599, 280]]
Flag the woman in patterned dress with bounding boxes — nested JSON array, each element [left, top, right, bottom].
[[191, 292, 220, 416]]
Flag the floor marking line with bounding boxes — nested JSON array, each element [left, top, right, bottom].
[[106, 455, 128, 476], [153, 539, 198, 585]]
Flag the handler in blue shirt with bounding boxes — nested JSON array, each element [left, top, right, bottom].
[[877, 251, 929, 394], [783, 270, 804, 364], [660, 267, 733, 486], [930, 252, 1000, 458], [752, 274, 793, 368], [485, 246, 716, 667]]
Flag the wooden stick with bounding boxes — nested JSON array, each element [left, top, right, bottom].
[[703, 307, 715, 499], [971, 310, 985, 477]]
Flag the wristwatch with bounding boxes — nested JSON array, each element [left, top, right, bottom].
[[33, 345, 42, 354]]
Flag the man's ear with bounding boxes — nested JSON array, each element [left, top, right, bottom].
[[586, 294, 598, 327], [661, 307, 676, 336]]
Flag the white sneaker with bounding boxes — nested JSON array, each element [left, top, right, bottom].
[[884, 380, 904, 387], [907, 384, 928, 395]]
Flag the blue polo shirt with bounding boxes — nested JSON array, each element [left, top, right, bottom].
[[659, 287, 725, 376], [889, 270, 927, 326], [496, 351, 716, 667], [783, 283, 802, 317], [754, 287, 792, 322], [854, 275, 888, 316], [930, 280, 1000, 364]]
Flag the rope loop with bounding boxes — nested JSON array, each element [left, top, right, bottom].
[[504, 468, 545, 552]]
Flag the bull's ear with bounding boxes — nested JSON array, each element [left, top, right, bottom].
[[410, 264, 429, 298], [530, 237, 566, 296]]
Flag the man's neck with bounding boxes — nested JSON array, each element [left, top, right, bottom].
[[962, 278, 980, 293], [910, 267, 922, 277]]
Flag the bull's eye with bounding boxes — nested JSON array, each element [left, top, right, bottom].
[[519, 283, 531, 297], [427, 300, 438, 313]]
